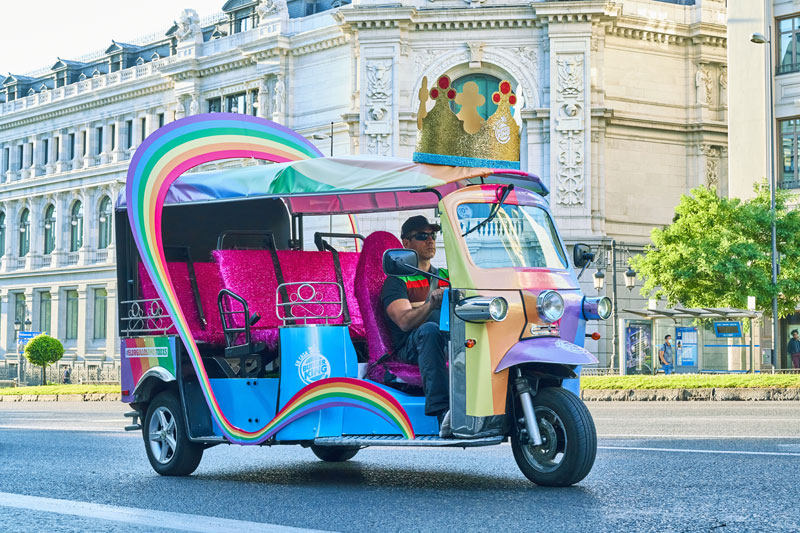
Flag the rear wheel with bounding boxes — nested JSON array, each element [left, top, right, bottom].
[[310, 445, 360, 462], [143, 391, 203, 476], [511, 386, 596, 487]]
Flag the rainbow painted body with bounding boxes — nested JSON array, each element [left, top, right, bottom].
[[124, 114, 414, 444]]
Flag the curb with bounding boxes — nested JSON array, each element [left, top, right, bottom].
[[0, 393, 121, 402], [580, 387, 800, 401]]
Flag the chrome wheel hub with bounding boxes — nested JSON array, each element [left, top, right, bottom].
[[148, 406, 177, 465], [521, 406, 567, 473]]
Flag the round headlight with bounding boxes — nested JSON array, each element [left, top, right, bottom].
[[537, 290, 564, 323], [597, 297, 613, 320], [489, 297, 508, 322]]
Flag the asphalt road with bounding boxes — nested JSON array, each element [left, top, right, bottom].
[[0, 401, 799, 532]]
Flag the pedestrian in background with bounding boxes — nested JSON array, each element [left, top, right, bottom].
[[659, 335, 674, 375], [62, 367, 71, 385], [788, 330, 800, 369]]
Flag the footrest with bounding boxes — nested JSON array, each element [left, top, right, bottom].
[[123, 411, 141, 432], [313, 435, 505, 448]]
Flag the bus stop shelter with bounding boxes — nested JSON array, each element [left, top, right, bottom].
[[620, 307, 762, 375]]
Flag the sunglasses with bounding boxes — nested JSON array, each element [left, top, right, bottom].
[[409, 231, 437, 242]]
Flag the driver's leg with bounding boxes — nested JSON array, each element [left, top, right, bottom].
[[403, 322, 448, 417]]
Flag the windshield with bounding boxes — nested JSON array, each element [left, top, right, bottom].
[[456, 203, 567, 269]]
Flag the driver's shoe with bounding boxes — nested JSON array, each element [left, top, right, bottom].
[[438, 410, 452, 439]]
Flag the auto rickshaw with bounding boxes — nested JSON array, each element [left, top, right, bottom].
[[118, 77, 611, 487]]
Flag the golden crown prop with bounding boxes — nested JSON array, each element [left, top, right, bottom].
[[413, 75, 520, 169]]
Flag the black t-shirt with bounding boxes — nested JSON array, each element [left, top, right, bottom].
[[380, 266, 449, 351]]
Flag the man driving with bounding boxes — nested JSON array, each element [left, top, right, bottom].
[[381, 215, 451, 436]]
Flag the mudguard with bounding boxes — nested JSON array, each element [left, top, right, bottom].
[[494, 337, 598, 373]]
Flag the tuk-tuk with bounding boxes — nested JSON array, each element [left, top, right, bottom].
[[117, 81, 611, 487]]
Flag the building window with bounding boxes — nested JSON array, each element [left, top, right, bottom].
[[26, 142, 33, 167], [96, 127, 103, 155], [304, 0, 322, 16], [19, 208, 30, 256], [111, 124, 116, 151], [3, 147, 8, 173], [450, 73, 503, 121], [70, 201, 83, 251], [230, 8, 256, 34], [15, 294, 26, 341], [43, 139, 49, 165], [54, 136, 60, 164], [779, 16, 800, 75], [17, 145, 23, 171], [68, 133, 75, 160], [126, 120, 133, 148], [158, 113, 164, 128], [82, 131, 87, 156], [140, 118, 147, 142], [225, 92, 247, 114], [43, 204, 56, 255], [66, 290, 79, 340], [207, 98, 222, 113], [98, 197, 112, 249], [93, 288, 107, 339], [0, 212, 5, 257], [39, 292, 51, 335]]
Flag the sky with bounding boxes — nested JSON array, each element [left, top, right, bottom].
[[1, 1, 229, 76]]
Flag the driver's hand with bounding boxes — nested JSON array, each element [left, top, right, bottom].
[[428, 288, 445, 306]]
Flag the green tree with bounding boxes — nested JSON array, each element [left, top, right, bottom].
[[24, 334, 64, 386], [630, 183, 800, 318]]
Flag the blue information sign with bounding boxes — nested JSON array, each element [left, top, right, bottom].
[[17, 331, 41, 346], [713, 321, 742, 338]]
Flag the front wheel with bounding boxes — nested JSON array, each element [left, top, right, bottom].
[[143, 391, 203, 476], [511, 386, 597, 487], [310, 445, 360, 462]]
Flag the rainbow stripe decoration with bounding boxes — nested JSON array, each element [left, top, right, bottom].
[[247, 378, 414, 442], [123, 337, 175, 386], [125, 114, 413, 444]]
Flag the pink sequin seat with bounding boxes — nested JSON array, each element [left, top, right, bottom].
[[354, 231, 423, 388], [138, 262, 226, 345], [212, 249, 282, 349], [276, 250, 365, 339]]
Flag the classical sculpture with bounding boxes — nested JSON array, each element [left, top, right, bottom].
[[257, 0, 287, 22], [273, 75, 286, 116], [695, 67, 712, 105], [189, 96, 200, 116], [175, 9, 201, 42]]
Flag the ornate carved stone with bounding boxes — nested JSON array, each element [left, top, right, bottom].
[[175, 9, 202, 42], [695, 66, 712, 105], [719, 65, 727, 107], [365, 59, 393, 156], [272, 74, 286, 119], [467, 42, 485, 68], [257, 0, 288, 23], [555, 55, 586, 206], [189, 95, 200, 116]]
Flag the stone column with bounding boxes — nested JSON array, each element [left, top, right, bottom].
[[76, 285, 88, 360], [100, 122, 111, 165], [0, 142, 5, 183], [46, 134, 58, 174], [112, 118, 125, 163], [52, 193, 67, 266], [21, 141, 32, 179], [83, 126, 94, 168], [4, 143, 15, 182], [146, 110, 158, 136], [72, 128, 84, 170], [0, 291, 10, 357], [56, 130, 69, 173], [0, 201, 15, 273], [30, 136, 41, 178], [131, 114, 142, 152], [26, 198, 43, 269], [49, 288, 61, 344], [78, 190, 92, 265], [105, 285, 118, 362]]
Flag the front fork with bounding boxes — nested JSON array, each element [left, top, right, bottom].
[[513, 368, 543, 446]]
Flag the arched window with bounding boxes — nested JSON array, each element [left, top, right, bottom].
[[70, 201, 83, 252], [98, 197, 112, 249], [43, 204, 56, 255], [450, 73, 503, 121], [19, 208, 30, 256], [0, 212, 5, 258]]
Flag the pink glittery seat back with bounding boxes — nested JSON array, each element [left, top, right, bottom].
[[212, 250, 282, 349], [354, 231, 422, 387], [138, 262, 226, 345]]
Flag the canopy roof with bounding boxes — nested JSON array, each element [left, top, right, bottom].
[[116, 155, 547, 215], [622, 307, 761, 320]]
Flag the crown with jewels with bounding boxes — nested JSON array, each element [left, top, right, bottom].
[[413, 75, 520, 169]]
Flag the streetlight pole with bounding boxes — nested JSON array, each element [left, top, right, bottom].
[[751, 21, 780, 367]]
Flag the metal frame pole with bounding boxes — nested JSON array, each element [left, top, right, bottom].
[[765, 20, 780, 368], [612, 239, 619, 372]]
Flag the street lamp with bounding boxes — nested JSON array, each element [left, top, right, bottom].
[[312, 121, 334, 156], [624, 267, 637, 291], [24, 318, 31, 331], [13, 319, 21, 384], [750, 26, 780, 367], [593, 269, 605, 292]]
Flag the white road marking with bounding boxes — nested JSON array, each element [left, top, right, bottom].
[[598, 434, 800, 439], [599, 445, 800, 457], [0, 492, 330, 533], [0, 425, 127, 432]]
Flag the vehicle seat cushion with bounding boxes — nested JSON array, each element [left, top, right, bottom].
[[138, 262, 225, 345], [353, 231, 405, 356], [212, 249, 282, 349]]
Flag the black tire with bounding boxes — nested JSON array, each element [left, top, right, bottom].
[[310, 445, 360, 462], [143, 391, 203, 476], [511, 386, 597, 487]]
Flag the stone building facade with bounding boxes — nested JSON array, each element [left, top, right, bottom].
[[0, 0, 727, 372]]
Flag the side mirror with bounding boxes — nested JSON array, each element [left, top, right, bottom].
[[383, 249, 419, 277], [573, 243, 595, 269]]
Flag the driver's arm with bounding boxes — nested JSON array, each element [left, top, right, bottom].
[[386, 289, 444, 332]]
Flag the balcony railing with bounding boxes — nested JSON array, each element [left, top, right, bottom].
[[64, 252, 79, 266], [90, 249, 110, 263], [5, 257, 26, 271]]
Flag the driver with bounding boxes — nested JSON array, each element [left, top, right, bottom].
[[381, 215, 451, 437]]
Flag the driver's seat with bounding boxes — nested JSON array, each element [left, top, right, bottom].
[[354, 231, 423, 388]]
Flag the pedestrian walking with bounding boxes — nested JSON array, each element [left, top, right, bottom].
[[62, 366, 71, 385], [659, 335, 674, 375], [788, 330, 800, 369]]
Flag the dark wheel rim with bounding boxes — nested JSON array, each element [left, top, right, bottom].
[[520, 406, 567, 473], [149, 406, 177, 465]]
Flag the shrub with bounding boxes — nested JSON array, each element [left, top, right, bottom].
[[24, 334, 65, 386]]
